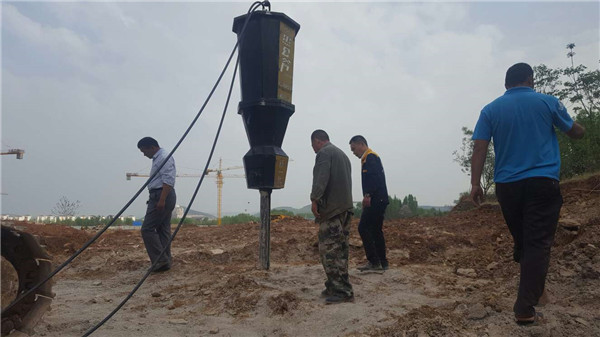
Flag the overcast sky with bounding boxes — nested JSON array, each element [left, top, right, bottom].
[[1, 1, 599, 217]]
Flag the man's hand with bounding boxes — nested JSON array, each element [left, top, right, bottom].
[[156, 199, 166, 212], [362, 195, 371, 208], [470, 185, 484, 207], [311, 200, 320, 218], [156, 183, 171, 212]]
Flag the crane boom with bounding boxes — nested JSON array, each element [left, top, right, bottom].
[[126, 158, 244, 225], [1, 149, 25, 159]]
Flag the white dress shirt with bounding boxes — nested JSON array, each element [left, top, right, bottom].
[[148, 148, 176, 190]]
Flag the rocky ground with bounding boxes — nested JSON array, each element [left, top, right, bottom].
[[2, 175, 599, 337]]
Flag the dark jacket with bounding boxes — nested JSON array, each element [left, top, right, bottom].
[[361, 149, 389, 206], [310, 142, 353, 221]]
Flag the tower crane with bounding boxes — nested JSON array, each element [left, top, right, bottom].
[[1, 149, 25, 159], [126, 158, 244, 225]]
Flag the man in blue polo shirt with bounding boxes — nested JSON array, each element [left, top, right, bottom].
[[471, 63, 585, 324]]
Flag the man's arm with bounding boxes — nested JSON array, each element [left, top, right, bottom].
[[156, 157, 176, 212], [310, 151, 331, 217], [566, 122, 585, 139], [156, 183, 172, 212], [362, 154, 380, 208], [470, 139, 489, 207]]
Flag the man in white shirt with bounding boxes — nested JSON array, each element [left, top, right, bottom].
[[137, 137, 176, 272]]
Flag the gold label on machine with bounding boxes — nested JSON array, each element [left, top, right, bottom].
[[273, 155, 288, 189], [277, 22, 295, 103]]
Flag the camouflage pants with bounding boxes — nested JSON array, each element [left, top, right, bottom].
[[318, 211, 353, 297]]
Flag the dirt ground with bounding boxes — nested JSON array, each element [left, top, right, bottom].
[[3, 175, 600, 337]]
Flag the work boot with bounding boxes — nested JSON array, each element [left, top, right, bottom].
[[381, 260, 389, 270], [320, 289, 332, 298], [325, 295, 354, 304], [152, 261, 171, 273], [357, 262, 383, 272]]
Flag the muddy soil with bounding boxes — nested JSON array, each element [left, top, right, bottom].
[[4, 175, 600, 337]]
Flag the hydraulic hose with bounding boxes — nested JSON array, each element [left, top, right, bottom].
[[81, 2, 266, 335], [1, 0, 268, 319]]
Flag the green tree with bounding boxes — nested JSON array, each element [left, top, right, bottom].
[[453, 127, 495, 196], [402, 194, 419, 215], [353, 202, 363, 218], [533, 43, 600, 178], [384, 195, 402, 219]]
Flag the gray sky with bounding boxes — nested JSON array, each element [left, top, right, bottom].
[[1, 1, 599, 217]]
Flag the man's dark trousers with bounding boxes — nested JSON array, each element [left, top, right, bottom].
[[358, 203, 387, 265], [496, 177, 562, 318], [142, 188, 176, 267]]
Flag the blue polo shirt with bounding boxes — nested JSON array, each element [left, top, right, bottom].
[[472, 86, 574, 183]]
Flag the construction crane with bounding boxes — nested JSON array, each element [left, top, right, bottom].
[[126, 158, 244, 225], [1, 149, 25, 159]]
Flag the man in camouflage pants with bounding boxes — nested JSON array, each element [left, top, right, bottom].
[[310, 129, 354, 304]]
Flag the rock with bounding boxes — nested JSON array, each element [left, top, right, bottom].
[[467, 303, 488, 320], [486, 262, 499, 271], [559, 267, 576, 277], [348, 239, 362, 248], [349, 239, 363, 248], [453, 303, 468, 314], [210, 248, 225, 255], [559, 219, 581, 230], [209, 328, 220, 334], [168, 319, 188, 325], [575, 317, 589, 326], [92, 281, 102, 286], [529, 326, 546, 337], [457, 268, 478, 278], [151, 292, 162, 297]]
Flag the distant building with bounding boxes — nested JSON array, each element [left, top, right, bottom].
[[1, 214, 32, 222], [173, 204, 214, 220]]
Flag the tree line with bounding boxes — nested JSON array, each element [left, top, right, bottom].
[[354, 194, 446, 219]]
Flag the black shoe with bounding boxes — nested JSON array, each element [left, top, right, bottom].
[[357, 262, 383, 272], [325, 295, 354, 304], [320, 289, 332, 298], [381, 260, 389, 270], [152, 262, 171, 273]]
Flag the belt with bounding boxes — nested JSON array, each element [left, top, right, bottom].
[[150, 188, 163, 192]]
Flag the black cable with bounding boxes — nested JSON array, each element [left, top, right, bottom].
[[0, 1, 260, 318], [82, 2, 264, 335]]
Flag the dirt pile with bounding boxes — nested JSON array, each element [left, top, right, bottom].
[[4, 174, 599, 336]]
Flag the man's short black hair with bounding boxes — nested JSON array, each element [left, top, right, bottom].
[[349, 135, 368, 147], [505, 63, 534, 87], [137, 137, 159, 149], [311, 129, 329, 141]]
